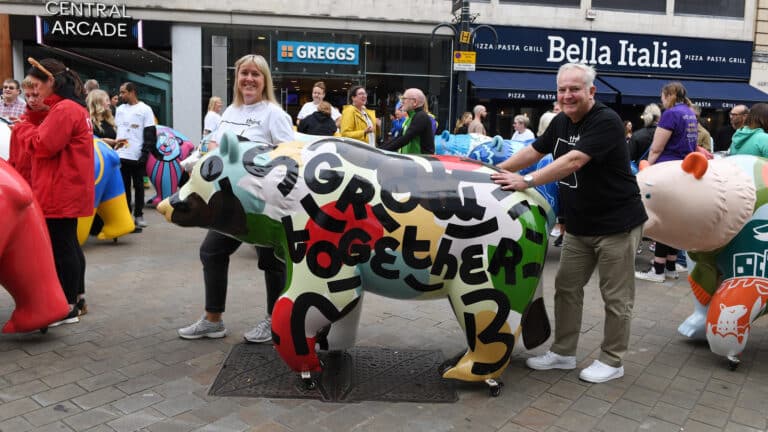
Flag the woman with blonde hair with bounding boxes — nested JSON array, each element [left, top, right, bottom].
[[178, 54, 294, 343], [453, 112, 473, 134], [86, 89, 117, 147], [203, 96, 223, 136]]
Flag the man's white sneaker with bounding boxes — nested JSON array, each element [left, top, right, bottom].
[[635, 269, 664, 283], [579, 360, 624, 383], [665, 269, 679, 279], [675, 263, 688, 273], [526, 351, 576, 371]]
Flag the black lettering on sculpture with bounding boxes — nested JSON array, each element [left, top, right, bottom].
[[328, 276, 362, 293], [459, 244, 488, 285], [306, 240, 342, 278], [372, 203, 400, 233], [488, 237, 523, 285], [404, 274, 444, 292], [431, 238, 458, 279], [335, 175, 375, 220], [370, 236, 400, 279], [304, 152, 344, 194], [461, 289, 514, 375], [242, 148, 299, 196], [282, 215, 309, 263], [402, 226, 431, 269], [301, 195, 346, 233], [290, 293, 360, 355], [446, 218, 498, 239], [338, 228, 372, 266]]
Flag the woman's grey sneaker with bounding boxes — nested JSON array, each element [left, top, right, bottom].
[[244, 316, 272, 343], [526, 351, 577, 370], [177, 316, 227, 339]]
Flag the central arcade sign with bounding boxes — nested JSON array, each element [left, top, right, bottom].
[[37, 1, 141, 48]]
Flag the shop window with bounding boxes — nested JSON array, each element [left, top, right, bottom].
[[674, 0, 744, 18], [498, 0, 579, 6], [592, 0, 665, 13]]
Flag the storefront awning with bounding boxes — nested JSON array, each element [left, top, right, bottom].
[[468, 70, 617, 103], [598, 76, 768, 109]]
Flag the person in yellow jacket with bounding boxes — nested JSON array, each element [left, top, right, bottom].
[[340, 85, 377, 145]]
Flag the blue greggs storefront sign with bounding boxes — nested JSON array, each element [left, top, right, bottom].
[[277, 41, 359, 65], [474, 26, 752, 80]]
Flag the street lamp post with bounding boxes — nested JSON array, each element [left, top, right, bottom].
[[432, 0, 497, 127]]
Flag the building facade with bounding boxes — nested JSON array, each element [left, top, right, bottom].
[[0, 0, 763, 142]]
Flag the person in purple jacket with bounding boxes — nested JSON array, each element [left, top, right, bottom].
[[636, 81, 697, 284]]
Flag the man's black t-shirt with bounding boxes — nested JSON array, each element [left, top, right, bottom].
[[532, 102, 647, 236]]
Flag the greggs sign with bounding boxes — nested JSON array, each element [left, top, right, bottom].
[[277, 41, 359, 65]]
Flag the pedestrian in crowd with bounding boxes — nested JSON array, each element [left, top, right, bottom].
[[628, 103, 660, 164], [9, 77, 48, 184], [380, 88, 434, 154], [297, 101, 337, 136], [115, 82, 156, 230], [729, 102, 768, 157], [87, 89, 118, 148], [340, 85, 377, 145], [10, 57, 94, 326], [510, 114, 535, 143], [469, 104, 487, 134], [83, 78, 99, 95], [423, 98, 439, 134], [203, 96, 223, 136], [635, 81, 697, 284], [692, 104, 712, 152], [389, 101, 407, 139], [177, 53, 294, 343], [492, 62, 646, 383], [296, 81, 341, 127], [537, 101, 560, 137], [715, 104, 748, 152], [624, 120, 633, 144], [453, 111, 473, 134], [110, 93, 119, 115], [1, 78, 26, 121]]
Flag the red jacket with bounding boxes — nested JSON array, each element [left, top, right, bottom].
[[12, 94, 94, 218], [9, 108, 48, 185]]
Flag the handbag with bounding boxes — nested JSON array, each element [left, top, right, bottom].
[[630, 147, 651, 175]]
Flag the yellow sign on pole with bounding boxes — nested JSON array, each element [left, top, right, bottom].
[[459, 31, 471, 44], [453, 50, 476, 71]]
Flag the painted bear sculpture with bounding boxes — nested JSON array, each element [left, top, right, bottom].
[[0, 158, 70, 333], [158, 132, 554, 385], [434, 131, 492, 157], [637, 152, 767, 367], [145, 126, 195, 207], [77, 138, 135, 244]]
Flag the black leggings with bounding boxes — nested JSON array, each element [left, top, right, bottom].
[[654, 241, 678, 260], [120, 158, 145, 217], [46, 218, 85, 304], [200, 230, 284, 314]]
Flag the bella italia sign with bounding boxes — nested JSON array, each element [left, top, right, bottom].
[[474, 26, 752, 80], [37, 1, 141, 48]]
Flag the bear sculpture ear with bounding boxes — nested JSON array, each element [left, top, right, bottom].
[[219, 131, 241, 164], [638, 160, 650, 171], [681, 152, 708, 179]]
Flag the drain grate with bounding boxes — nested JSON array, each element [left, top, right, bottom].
[[209, 344, 458, 403]]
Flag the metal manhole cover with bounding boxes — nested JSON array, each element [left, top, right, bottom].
[[209, 344, 458, 403]]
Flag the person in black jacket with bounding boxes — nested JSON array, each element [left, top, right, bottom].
[[379, 88, 434, 154], [628, 103, 660, 164], [297, 101, 337, 136]]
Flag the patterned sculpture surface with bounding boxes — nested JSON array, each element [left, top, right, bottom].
[[434, 132, 492, 157], [159, 132, 556, 383], [145, 126, 195, 206], [637, 153, 766, 366], [77, 138, 135, 244], [0, 158, 69, 332]]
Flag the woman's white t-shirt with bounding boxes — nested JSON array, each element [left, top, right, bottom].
[[296, 101, 341, 122], [213, 101, 294, 146], [203, 110, 222, 134]]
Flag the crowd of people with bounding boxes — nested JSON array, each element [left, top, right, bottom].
[[4, 53, 768, 387]]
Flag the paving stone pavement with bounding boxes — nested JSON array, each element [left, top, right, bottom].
[[1, 210, 767, 432]]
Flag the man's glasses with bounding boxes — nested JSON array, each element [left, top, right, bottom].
[[2, 86, 17, 90], [399, 97, 416, 101], [729, 112, 746, 117]]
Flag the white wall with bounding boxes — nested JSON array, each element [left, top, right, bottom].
[[171, 24, 201, 141]]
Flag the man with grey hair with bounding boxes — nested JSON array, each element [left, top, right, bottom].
[[468, 104, 487, 134], [380, 88, 434, 154], [491, 62, 647, 384], [84, 79, 99, 95]]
